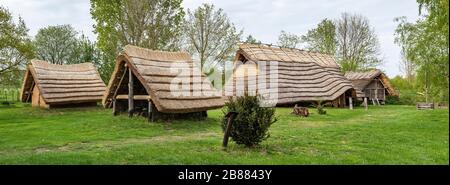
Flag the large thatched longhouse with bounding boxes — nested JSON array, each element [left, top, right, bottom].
[[225, 43, 356, 107], [102, 45, 224, 121], [345, 69, 398, 104], [20, 60, 106, 108]]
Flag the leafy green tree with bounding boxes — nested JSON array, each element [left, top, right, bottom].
[[0, 6, 34, 87], [389, 75, 419, 105], [399, 50, 416, 83], [336, 13, 382, 72], [302, 14, 382, 72], [394, 0, 449, 103], [33, 25, 110, 82], [277, 30, 301, 48], [244, 34, 261, 44], [184, 3, 242, 74], [70, 34, 99, 65], [70, 34, 112, 81], [33, 25, 79, 65], [90, 0, 185, 82], [301, 19, 336, 55]]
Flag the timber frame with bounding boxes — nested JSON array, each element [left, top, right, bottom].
[[20, 60, 105, 108], [345, 69, 398, 104], [103, 45, 224, 122], [225, 43, 356, 108]]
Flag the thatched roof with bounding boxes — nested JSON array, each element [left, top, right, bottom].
[[102, 45, 224, 113], [226, 43, 355, 104], [238, 43, 340, 68], [345, 69, 398, 97], [20, 60, 106, 104]]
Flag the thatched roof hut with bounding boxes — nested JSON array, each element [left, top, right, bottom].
[[345, 69, 398, 102], [102, 45, 224, 121], [20, 60, 106, 108], [225, 43, 355, 107]]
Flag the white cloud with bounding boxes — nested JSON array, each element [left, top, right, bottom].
[[1, 0, 421, 77], [1, 0, 95, 40]]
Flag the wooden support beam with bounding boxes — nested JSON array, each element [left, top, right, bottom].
[[148, 100, 153, 122], [364, 97, 368, 111], [374, 86, 378, 102], [25, 80, 35, 102], [128, 67, 134, 118], [223, 112, 238, 147], [112, 67, 128, 103], [112, 99, 117, 116], [115, 95, 150, 100], [349, 97, 353, 110]]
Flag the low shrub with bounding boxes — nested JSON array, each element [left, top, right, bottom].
[[385, 95, 401, 105], [313, 101, 327, 115], [222, 94, 277, 147]]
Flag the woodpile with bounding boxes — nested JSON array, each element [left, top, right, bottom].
[[416, 102, 434, 110], [292, 104, 309, 117]]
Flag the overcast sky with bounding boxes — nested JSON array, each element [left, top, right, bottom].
[[1, 0, 421, 77]]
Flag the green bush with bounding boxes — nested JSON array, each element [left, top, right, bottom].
[[385, 95, 401, 105], [222, 95, 277, 147], [317, 105, 327, 115], [313, 101, 327, 115]]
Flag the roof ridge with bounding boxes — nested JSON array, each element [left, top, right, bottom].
[[124, 45, 192, 62], [238, 42, 334, 56], [31, 59, 94, 67]]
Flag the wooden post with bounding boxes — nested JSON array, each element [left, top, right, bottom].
[[364, 97, 368, 111], [223, 112, 238, 147], [128, 68, 134, 118], [374, 88, 378, 104], [148, 100, 153, 122], [349, 97, 353, 110], [26, 81, 35, 102], [112, 99, 118, 116]]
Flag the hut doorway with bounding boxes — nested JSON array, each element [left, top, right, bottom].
[[112, 68, 152, 119], [331, 89, 356, 108], [111, 66, 208, 122]]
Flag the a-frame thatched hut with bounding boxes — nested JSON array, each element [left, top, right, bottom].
[[102, 45, 224, 121], [225, 43, 356, 107], [20, 60, 106, 108], [345, 69, 398, 104]]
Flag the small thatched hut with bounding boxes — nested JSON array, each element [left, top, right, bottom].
[[345, 69, 398, 104], [225, 43, 355, 107], [102, 45, 224, 121], [20, 60, 106, 108]]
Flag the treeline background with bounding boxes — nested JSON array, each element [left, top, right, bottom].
[[0, 0, 448, 104]]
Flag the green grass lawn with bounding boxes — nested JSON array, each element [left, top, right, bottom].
[[0, 103, 448, 164]]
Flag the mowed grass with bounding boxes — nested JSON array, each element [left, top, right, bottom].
[[0, 103, 448, 164]]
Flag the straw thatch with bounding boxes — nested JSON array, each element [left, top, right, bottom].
[[225, 43, 355, 105], [20, 60, 106, 108], [102, 45, 224, 113], [345, 69, 398, 99]]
